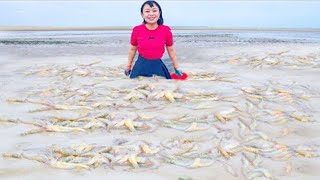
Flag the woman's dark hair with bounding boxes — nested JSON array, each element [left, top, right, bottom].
[[140, 1, 164, 25]]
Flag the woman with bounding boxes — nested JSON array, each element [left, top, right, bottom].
[[125, 0, 183, 79]]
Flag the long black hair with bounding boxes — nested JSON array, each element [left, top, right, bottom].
[[140, 1, 164, 25]]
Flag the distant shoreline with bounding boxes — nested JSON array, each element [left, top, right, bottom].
[[1, 26, 320, 32]]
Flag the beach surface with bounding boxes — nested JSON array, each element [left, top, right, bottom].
[[0, 29, 320, 180]]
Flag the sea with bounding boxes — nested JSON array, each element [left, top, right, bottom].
[[0, 29, 320, 58]]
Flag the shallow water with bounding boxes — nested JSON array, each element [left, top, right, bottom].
[[1, 30, 320, 46]]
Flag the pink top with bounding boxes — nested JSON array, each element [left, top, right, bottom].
[[130, 24, 173, 60]]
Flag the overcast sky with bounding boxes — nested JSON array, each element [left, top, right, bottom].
[[0, 1, 319, 28]]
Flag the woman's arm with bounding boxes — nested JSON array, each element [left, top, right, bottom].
[[127, 45, 137, 69], [166, 46, 179, 69]]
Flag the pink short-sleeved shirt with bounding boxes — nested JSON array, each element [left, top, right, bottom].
[[130, 24, 173, 60]]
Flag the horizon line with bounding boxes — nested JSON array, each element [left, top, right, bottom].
[[1, 26, 320, 32]]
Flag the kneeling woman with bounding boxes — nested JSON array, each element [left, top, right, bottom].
[[125, 0, 182, 79]]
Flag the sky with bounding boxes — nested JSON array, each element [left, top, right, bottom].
[[0, 1, 320, 29]]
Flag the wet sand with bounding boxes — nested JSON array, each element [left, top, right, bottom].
[[0, 30, 320, 180]]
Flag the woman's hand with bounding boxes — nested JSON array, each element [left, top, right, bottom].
[[124, 69, 131, 76], [173, 62, 179, 69]]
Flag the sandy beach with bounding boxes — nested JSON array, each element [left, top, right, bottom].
[[0, 29, 320, 180]]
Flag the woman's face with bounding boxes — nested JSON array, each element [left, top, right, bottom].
[[141, 3, 160, 24]]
